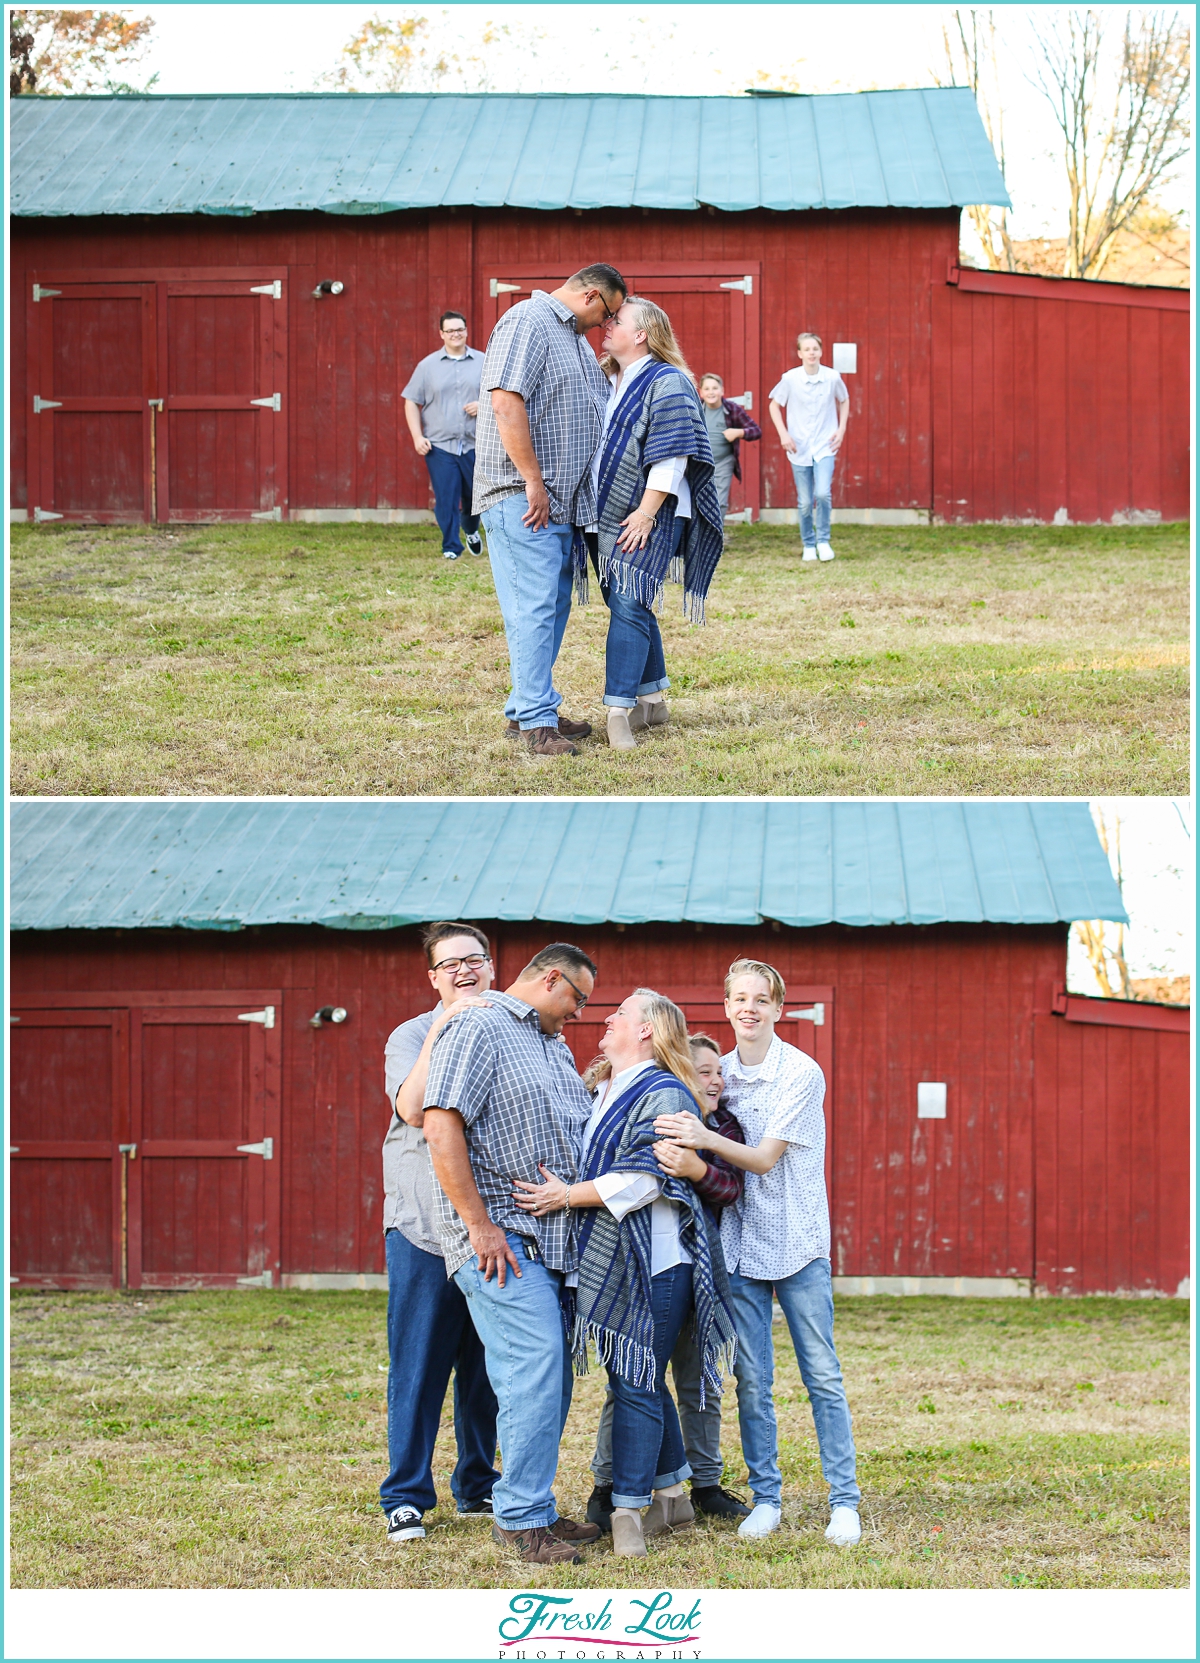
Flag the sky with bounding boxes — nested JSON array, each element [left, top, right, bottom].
[[1066, 799, 1193, 997], [121, 3, 1193, 246]]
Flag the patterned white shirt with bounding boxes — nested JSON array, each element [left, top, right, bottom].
[[719, 1035, 830, 1282]]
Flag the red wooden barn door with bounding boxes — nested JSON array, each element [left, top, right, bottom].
[[10, 1009, 131, 1289], [481, 264, 762, 517], [26, 280, 157, 524], [564, 984, 834, 1191], [131, 1001, 282, 1289], [161, 277, 287, 523]]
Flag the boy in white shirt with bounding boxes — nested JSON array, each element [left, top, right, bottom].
[[768, 333, 849, 562], [654, 957, 861, 1545]]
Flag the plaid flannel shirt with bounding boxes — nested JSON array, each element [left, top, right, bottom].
[[691, 1101, 746, 1218]]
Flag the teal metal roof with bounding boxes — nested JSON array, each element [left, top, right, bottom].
[[10, 802, 1123, 932], [10, 90, 1011, 217]]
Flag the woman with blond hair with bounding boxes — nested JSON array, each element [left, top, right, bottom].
[[512, 990, 737, 1558], [582, 298, 725, 750]]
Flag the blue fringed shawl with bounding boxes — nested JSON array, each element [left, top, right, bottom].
[[575, 361, 725, 623], [572, 1067, 737, 1402]]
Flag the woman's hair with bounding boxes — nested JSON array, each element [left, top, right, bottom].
[[590, 988, 707, 1110], [689, 1031, 722, 1058], [724, 957, 786, 1006], [600, 297, 694, 381]]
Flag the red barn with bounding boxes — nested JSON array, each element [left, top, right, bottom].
[[10, 802, 1189, 1299], [9, 91, 1189, 530]]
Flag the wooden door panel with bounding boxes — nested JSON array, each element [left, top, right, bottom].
[[52, 411, 145, 513], [9, 1010, 129, 1289]]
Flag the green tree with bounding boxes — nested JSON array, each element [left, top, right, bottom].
[[9, 8, 155, 96]]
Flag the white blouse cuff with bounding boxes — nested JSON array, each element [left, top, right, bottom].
[[593, 1170, 661, 1220]]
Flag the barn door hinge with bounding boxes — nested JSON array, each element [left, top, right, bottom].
[[236, 1138, 274, 1160], [237, 1005, 276, 1028], [236, 1268, 274, 1287], [32, 284, 62, 302], [33, 396, 63, 413], [250, 393, 281, 411], [719, 276, 754, 294], [250, 281, 282, 299], [118, 1143, 138, 1159], [250, 506, 282, 521], [786, 1003, 825, 1025], [489, 279, 522, 297], [33, 507, 64, 522], [738, 390, 753, 408]]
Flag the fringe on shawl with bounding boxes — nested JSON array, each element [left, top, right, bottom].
[[595, 547, 710, 626]]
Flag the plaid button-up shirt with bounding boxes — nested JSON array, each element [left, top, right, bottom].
[[472, 291, 610, 524], [423, 990, 593, 1277]]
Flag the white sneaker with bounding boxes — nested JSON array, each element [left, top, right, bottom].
[[802, 546, 819, 561], [737, 1502, 782, 1539], [386, 1505, 425, 1542], [825, 1506, 861, 1546], [816, 541, 836, 561]]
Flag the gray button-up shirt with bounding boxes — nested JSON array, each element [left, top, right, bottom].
[[381, 1006, 443, 1255], [424, 989, 593, 1277], [473, 291, 609, 524], [402, 346, 484, 455]]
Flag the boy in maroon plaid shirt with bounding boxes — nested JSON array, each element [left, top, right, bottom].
[[586, 1033, 750, 1529]]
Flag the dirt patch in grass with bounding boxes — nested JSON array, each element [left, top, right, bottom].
[[9, 1291, 1188, 1589], [9, 521, 1189, 796]]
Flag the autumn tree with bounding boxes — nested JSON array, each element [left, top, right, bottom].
[[9, 8, 155, 96], [320, 11, 546, 95], [935, 9, 1016, 271], [1075, 808, 1134, 1000], [1031, 8, 1191, 279]]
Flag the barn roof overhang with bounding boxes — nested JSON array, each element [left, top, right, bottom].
[[9, 89, 1012, 218], [10, 802, 1126, 933]]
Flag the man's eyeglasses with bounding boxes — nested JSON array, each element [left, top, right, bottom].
[[432, 954, 490, 974], [591, 290, 620, 322], [556, 969, 590, 1011]]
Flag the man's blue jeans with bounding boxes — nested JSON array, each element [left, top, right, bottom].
[[380, 1228, 499, 1517], [791, 455, 837, 547], [728, 1257, 860, 1510], [452, 1231, 574, 1530], [481, 493, 575, 730], [424, 446, 479, 555], [609, 1263, 694, 1508], [599, 517, 677, 709]]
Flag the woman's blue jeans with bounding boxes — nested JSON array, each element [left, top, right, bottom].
[[608, 1262, 694, 1508], [600, 518, 680, 709], [728, 1257, 859, 1510], [791, 455, 837, 547]]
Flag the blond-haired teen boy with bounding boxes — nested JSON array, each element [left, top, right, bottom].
[[655, 958, 861, 1545]]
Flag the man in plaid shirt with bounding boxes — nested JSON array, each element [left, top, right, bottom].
[[423, 942, 602, 1566], [474, 262, 627, 757]]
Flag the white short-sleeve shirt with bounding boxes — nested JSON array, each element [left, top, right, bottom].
[[769, 364, 848, 465], [718, 1035, 830, 1282]]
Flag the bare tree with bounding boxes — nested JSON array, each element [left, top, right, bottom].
[[1031, 9, 1191, 279], [935, 9, 1016, 270], [9, 8, 155, 96], [1074, 808, 1134, 999]]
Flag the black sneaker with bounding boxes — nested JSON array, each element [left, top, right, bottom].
[[458, 1495, 494, 1515], [386, 1504, 425, 1541], [466, 532, 484, 556], [691, 1484, 751, 1521], [586, 1483, 613, 1534]]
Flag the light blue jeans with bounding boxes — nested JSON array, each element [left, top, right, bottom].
[[452, 1231, 574, 1531], [481, 493, 575, 730], [728, 1257, 860, 1510], [791, 454, 837, 548]]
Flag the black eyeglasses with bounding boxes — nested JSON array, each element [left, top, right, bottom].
[[432, 954, 491, 973], [591, 290, 621, 322], [556, 969, 590, 1011]]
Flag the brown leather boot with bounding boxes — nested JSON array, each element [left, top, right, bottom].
[[491, 1522, 582, 1564], [548, 1513, 601, 1543], [525, 726, 577, 757], [508, 714, 592, 740]]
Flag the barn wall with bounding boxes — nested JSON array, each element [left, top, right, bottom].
[[19, 918, 1172, 1289]]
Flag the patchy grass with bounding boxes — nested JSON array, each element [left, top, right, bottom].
[[9, 520, 1188, 796], [9, 1291, 1188, 1589]]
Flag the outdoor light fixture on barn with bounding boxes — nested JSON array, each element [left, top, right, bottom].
[[8, 91, 1188, 528], [8, 802, 1189, 1300]]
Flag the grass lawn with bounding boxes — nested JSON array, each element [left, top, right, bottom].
[[9, 520, 1188, 797], [9, 1290, 1188, 1590]]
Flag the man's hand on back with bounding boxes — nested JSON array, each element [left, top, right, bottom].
[[468, 1218, 522, 1286]]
